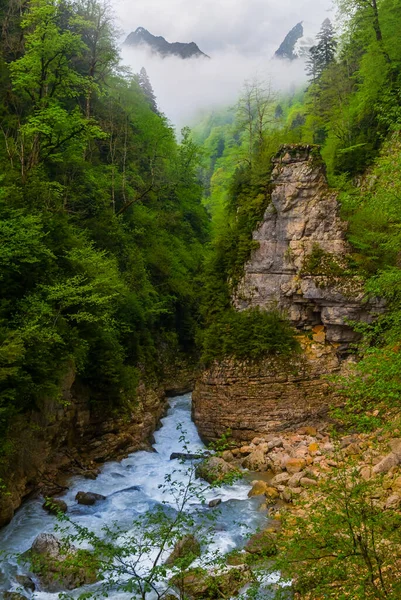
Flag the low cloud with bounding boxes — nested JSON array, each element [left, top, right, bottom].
[[121, 46, 311, 128]]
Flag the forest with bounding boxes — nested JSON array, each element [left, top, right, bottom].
[[1, 0, 401, 597]]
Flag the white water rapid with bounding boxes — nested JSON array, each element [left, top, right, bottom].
[[0, 394, 271, 598]]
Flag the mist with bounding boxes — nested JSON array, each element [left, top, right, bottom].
[[116, 0, 334, 128], [121, 46, 310, 129]]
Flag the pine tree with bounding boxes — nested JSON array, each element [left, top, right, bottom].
[[316, 19, 337, 68], [306, 19, 337, 81], [306, 45, 320, 82], [138, 67, 158, 114]]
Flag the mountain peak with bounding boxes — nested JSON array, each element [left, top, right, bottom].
[[275, 22, 304, 60], [124, 27, 209, 60]]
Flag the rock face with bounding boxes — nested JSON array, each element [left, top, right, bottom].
[[124, 27, 209, 59], [193, 145, 383, 442], [275, 22, 304, 60], [0, 371, 168, 528], [235, 145, 382, 343]]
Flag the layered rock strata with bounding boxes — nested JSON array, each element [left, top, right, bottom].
[[193, 145, 383, 442], [235, 144, 382, 343]]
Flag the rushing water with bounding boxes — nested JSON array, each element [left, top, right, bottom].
[[0, 394, 270, 598]]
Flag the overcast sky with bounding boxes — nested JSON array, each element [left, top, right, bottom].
[[115, 0, 335, 127], [115, 0, 334, 54]]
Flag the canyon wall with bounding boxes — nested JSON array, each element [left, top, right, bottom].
[[193, 145, 383, 442], [0, 368, 192, 528]]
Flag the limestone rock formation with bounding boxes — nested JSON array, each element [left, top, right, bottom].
[[235, 145, 383, 345], [193, 145, 383, 442]]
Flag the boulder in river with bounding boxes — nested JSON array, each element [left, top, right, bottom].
[[27, 533, 98, 592], [15, 575, 35, 591], [3, 593, 27, 600], [165, 534, 201, 568], [42, 498, 68, 515], [170, 452, 208, 461], [208, 498, 222, 508], [75, 491, 106, 505], [195, 457, 241, 485]]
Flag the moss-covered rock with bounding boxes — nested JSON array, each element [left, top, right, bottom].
[[165, 535, 201, 568], [170, 565, 252, 599], [195, 457, 241, 484], [26, 533, 98, 592]]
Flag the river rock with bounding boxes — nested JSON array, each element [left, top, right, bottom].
[[195, 457, 240, 484], [242, 447, 267, 471], [248, 481, 269, 497], [42, 499, 68, 515], [285, 458, 306, 474], [288, 472, 305, 488], [171, 565, 252, 600], [208, 498, 222, 508], [3, 593, 27, 600], [15, 575, 35, 592], [170, 452, 207, 461], [270, 472, 290, 486], [28, 533, 98, 592], [165, 535, 201, 567], [75, 491, 106, 505]]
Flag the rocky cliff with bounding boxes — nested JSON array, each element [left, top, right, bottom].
[[124, 27, 209, 59], [193, 145, 383, 442], [0, 368, 193, 528]]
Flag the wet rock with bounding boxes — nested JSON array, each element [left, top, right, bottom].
[[248, 481, 269, 497], [208, 498, 222, 508], [15, 575, 35, 592], [165, 535, 201, 567], [83, 469, 101, 480], [3, 593, 27, 600], [170, 452, 207, 461], [42, 499, 68, 515], [195, 457, 240, 485], [75, 491, 106, 505], [28, 533, 98, 592]]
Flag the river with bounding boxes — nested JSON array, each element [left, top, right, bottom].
[[0, 394, 273, 598]]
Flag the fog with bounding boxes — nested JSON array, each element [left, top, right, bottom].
[[116, 0, 334, 128], [121, 46, 310, 128]]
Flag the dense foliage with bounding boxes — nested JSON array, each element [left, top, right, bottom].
[[0, 0, 209, 445]]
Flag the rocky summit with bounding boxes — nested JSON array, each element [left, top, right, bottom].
[[124, 27, 209, 59]]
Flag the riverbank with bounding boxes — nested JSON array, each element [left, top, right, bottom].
[[0, 365, 196, 529], [0, 394, 266, 599]]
